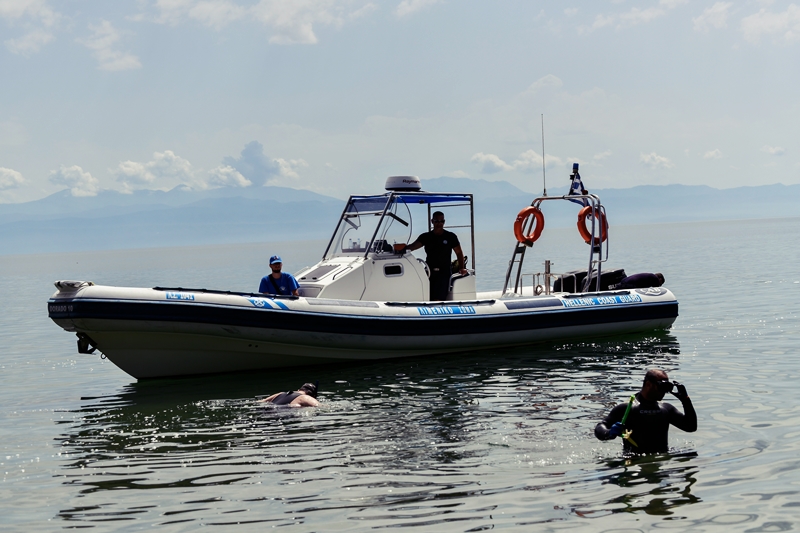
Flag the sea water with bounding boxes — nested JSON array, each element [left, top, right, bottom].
[[1, 217, 799, 531]]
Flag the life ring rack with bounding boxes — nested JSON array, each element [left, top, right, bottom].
[[513, 206, 545, 244], [577, 206, 608, 244]]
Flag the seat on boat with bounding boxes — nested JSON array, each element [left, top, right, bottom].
[[449, 272, 476, 300]]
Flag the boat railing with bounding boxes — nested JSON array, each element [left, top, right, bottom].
[[153, 286, 299, 300], [507, 267, 581, 297], [503, 192, 610, 295]]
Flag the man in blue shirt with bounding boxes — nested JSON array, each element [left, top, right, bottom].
[[259, 255, 300, 296]]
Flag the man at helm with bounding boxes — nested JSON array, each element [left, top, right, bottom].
[[397, 211, 467, 301]]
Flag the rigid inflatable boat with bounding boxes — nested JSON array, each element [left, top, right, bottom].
[[48, 169, 678, 379]]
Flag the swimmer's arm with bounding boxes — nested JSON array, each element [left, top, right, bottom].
[[595, 403, 627, 440], [669, 398, 697, 432]]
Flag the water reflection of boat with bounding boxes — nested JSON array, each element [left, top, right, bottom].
[[48, 170, 678, 379]]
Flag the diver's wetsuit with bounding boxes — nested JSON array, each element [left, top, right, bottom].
[[595, 392, 697, 453], [269, 391, 302, 405]]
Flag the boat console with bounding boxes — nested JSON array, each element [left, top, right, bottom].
[[295, 176, 476, 302]]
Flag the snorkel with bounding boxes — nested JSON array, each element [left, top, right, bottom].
[[621, 395, 638, 448]]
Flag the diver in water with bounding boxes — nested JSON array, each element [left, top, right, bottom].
[[259, 382, 319, 407], [595, 369, 696, 453]]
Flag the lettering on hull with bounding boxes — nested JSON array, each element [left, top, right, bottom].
[[561, 293, 643, 308], [417, 306, 476, 316], [166, 292, 195, 301]]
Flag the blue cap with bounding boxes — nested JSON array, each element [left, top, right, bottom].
[[269, 255, 282, 265]]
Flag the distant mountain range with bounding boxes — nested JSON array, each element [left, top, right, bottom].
[[1, 178, 797, 255]]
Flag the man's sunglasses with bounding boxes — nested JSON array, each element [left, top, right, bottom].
[[648, 378, 675, 394]]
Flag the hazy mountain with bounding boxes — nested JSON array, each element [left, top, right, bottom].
[[425, 177, 800, 228], [0, 178, 797, 255], [0, 185, 339, 224]]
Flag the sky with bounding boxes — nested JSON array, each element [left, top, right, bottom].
[[1, 0, 799, 203]]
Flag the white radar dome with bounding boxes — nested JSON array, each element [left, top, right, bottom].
[[385, 175, 421, 191]]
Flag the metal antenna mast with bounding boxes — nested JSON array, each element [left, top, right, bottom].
[[541, 114, 547, 196]]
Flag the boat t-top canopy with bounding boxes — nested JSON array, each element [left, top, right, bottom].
[[346, 192, 472, 213]]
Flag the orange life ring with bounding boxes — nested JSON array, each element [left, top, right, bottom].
[[577, 206, 608, 244], [513, 206, 545, 243]]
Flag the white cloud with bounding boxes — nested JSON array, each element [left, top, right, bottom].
[[271, 158, 308, 181], [49, 165, 100, 197], [150, 150, 195, 180], [0, 167, 25, 190], [591, 14, 615, 30], [640, 152, 674, 169], [151, 1, 377, 44], [222, 140, 310, 185], [446, 170, 469, 178], [471, 153, 514, 174], [693, 2, 732, 32], [512, 149, 563, 173], [349, 3, 377, 20], [184, 1, 247, 29], [395, 0, 441, 18], [155, 0, 247, 30], [471, 149, 563, 175], [581, 0, 686, 32], [1, 0, 58, 55], [525, 74, 563, 94], [78, 21, 142, 71], [208, 165, 252, 187], [5, 28, 54, 55], [741, 5, 800, 44], [618, 7, 666, 28], [762, 145, 786, 155], [114, 160, 156, 187], [703, 149, 723, 159], [564, 8, 578, 17], [114, 150, 198, 191], [114, 150, 273, 191], [1, 0, 40, 19], [0, 0, 57, 25], [593, 150, 612, 161], [252, 1, 348, 44]]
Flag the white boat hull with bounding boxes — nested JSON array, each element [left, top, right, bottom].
[[49, 283, 678, 379]]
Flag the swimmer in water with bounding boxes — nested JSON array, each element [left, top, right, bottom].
[[595, 369, 696, 453], [259, 382, 319, 407]]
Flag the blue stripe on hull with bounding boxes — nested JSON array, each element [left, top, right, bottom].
[[49, 298, 678, 337]]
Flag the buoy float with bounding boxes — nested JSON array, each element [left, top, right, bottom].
[[577, 206, 608, 244], [513, 206, 545, 244]]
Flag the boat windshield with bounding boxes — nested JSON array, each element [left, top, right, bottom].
[[325, 196, 392, 258]]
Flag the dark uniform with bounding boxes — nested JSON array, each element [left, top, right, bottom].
[[417, 229, 460, 301], [595, 392, 697, 453]]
